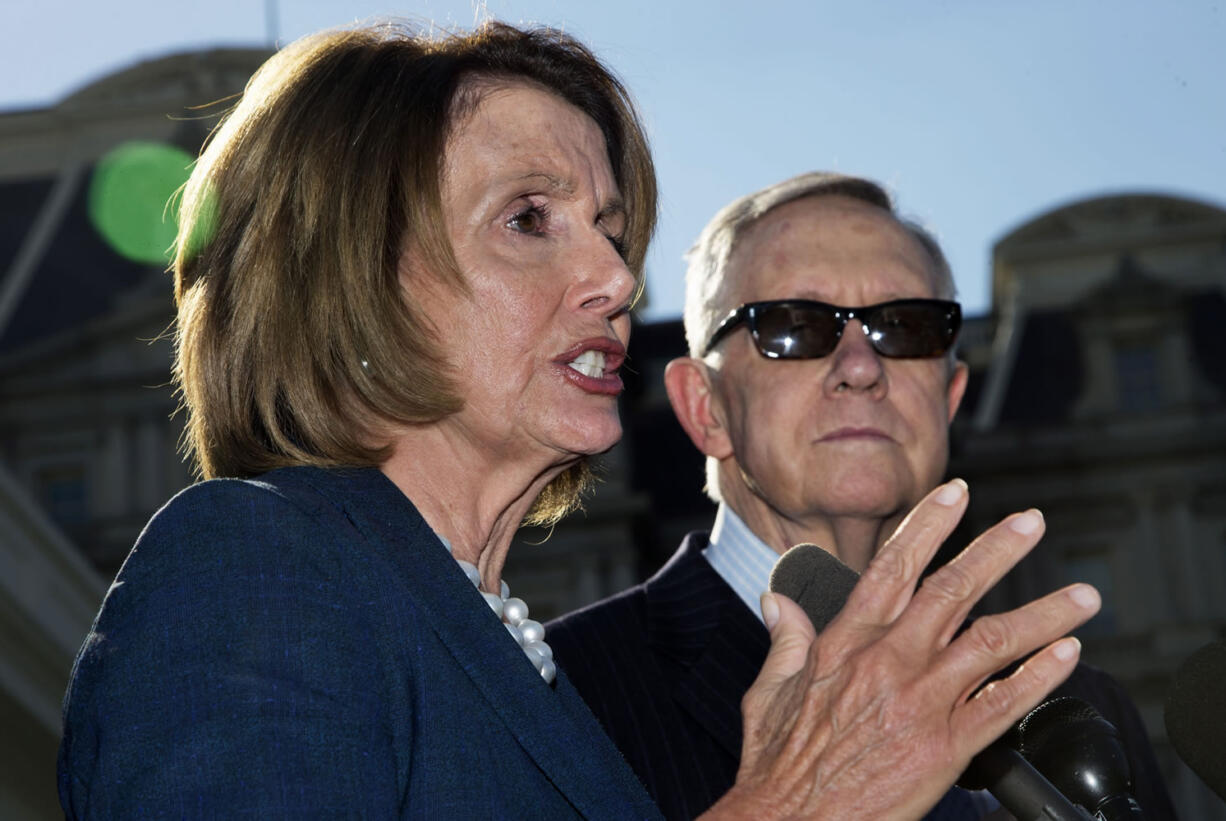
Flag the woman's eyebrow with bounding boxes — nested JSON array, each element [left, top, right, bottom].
[[598, 197, 627, 223], [514, 172, 576, 197]]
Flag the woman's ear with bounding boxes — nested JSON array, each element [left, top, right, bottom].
[[663, 357, 734, 460]]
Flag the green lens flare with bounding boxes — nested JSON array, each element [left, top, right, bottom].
[[88, 141, 195, 264], [179, 180, 219, 265]]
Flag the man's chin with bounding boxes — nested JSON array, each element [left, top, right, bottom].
[[814, 472, 913, 519]]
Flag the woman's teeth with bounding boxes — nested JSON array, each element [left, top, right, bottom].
[[568, 350, 606, 378]]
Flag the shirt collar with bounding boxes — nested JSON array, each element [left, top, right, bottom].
[[702, 503, 781, 625]]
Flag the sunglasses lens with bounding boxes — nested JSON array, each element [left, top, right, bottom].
[[753, 303, 841, 358], [867, 302, 956, 357]]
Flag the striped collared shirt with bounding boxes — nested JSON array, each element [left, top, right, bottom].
[[701, 503, 780, 625]]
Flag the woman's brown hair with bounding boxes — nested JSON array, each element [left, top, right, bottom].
[[173, 20, 657, 525]]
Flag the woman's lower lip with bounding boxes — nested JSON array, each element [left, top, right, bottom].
[[560, 364, 623, 395]]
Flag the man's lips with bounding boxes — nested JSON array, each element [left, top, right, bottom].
[[555, 337, 626, 396], [818, 427, 893, 443]]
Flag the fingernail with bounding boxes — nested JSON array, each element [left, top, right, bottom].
[[760, 592, 780, 630], [1053, 637, 1080, 662], [1069, 584, 1101, 610], [934, 479, 967, 506], [1008, 509, 1043, 535]]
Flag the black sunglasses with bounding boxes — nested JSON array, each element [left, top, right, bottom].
[[703, 298, 962, 359]]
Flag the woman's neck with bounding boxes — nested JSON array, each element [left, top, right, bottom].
[[379, 425, 571, 592]]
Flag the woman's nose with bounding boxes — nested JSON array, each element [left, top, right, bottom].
[[574, 234, 637, 317]]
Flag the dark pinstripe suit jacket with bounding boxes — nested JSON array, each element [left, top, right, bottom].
[[548, 532, 754, 819], [547, 532, 1178, 820]]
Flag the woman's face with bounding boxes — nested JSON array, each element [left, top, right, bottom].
[[407, 81, 636, 471]]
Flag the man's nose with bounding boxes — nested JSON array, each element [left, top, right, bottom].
[[822, 319, 886, 395]]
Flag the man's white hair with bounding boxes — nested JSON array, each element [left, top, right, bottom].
[[682, 171, 955, 358], [680, 171, 957, 501]]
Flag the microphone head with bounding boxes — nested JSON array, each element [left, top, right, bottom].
[[768, 543, 859, 633], [1165, 638, 1226, 801], [1015, 696, 1136, 815], [1016, 697, 1112, 758]]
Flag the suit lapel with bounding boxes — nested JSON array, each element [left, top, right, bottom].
[[644, 534, 770, 759], [284, 467, 661, 820]]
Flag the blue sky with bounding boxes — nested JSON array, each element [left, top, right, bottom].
[[4, 0, 1223, 319]]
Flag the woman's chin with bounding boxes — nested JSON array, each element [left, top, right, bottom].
[[553, 413, 624, 458]]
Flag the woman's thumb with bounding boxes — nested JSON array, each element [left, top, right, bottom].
[[756, 592, 818, 686]]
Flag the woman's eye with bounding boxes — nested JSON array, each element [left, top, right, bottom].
[[508, 205, 547, 235], [606, 233, 628, 260]]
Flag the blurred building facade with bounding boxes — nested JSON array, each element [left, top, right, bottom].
[[1, 50, 1222, 820], [946, 194, 1226, 819], [0, 48, 268, 820]]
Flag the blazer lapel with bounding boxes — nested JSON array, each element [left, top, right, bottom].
[[644, 534, 770, 760], [289, 467, 661, 820]]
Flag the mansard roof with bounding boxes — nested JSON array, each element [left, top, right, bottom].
[[996, 192, 1226, 260], [0, 48, 268, 356], [58, 48, 270, 112]]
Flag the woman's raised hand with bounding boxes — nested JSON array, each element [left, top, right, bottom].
[[703, 479, 1101, 820]]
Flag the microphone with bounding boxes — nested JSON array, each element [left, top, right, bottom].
[[769, 543, 1093, 821], [767, 542, 859, 633], [1014, 697, 1145, 819], [959, 742, 1094, 821], [1164, 638, 1226, 802]]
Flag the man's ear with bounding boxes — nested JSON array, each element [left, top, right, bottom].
[[947, 360, 969, 424], [663, 357, 735, 460]]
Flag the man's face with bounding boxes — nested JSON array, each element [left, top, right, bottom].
[[706, 194, 968, 530]]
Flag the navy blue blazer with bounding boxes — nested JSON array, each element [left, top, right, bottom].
[[58, 466, 661, 820], [548, 533, 1177, 820]]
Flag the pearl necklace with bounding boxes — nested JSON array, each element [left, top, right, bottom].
[[456, 559, 556, 685]]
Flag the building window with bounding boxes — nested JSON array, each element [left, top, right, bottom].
[[1064, 552, 1117, 636], [1113, 343, 1161, 412], [35, 464, 89, 528]]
